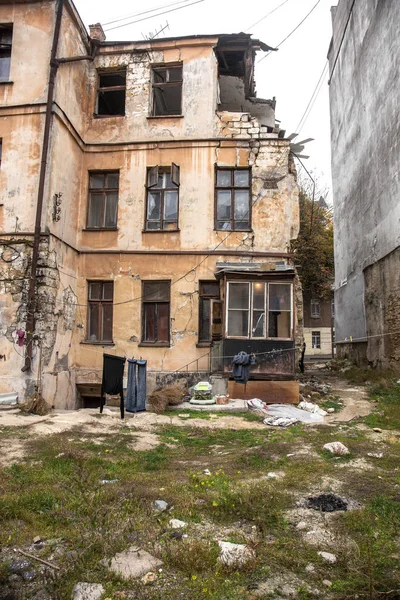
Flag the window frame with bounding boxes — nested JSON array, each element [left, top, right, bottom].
[[86, 281, 114, 344], [140, 280, 171, 347], [0, 24, 13, 83], [311, 298, 321, 318], [214, 166, 252, 231], [225, 280, 293, 340], [312, 330, 321, 349], [95, 69, 126, 117], [86, 170, 120, 230], [198, 280, 221, 346], [144, 165, 180, 231], [151, 63, 183, 117]]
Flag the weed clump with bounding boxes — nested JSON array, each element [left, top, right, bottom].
[[147, 383, 186, 413]]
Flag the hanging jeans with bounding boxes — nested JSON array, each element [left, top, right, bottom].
[[100, 353, 126, 419], [126, 358, 147, 413]]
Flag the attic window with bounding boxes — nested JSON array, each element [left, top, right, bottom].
[[96, 70, 126, 116], [0, 25, 13, 81], [151, 65, 182, 116]]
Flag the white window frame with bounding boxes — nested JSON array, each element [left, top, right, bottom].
[[225, 281, 293, 340], [311, 298, 320, 318], [312, 330, 321, 349]]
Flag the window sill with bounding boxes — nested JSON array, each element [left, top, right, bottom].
[[214, 228, 253, 233], [142, 229, 180, 233], [196, 342, 212, 348], [93, 113, 125, 119], [81, 340, 115, 346], [0, 80, 13, 85], [147, 115, 184, 120], [83, 227, 119, 232], [138, 342, 170, 348]]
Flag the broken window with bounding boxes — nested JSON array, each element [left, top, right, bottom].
[[226, 281, 292, 339], [198, 281, 221, 345], [145, 165, 179, 230], [96, 70, 126, 116], [142, 281, 170, 345], [311, 299, 321, 318], [0, 25, 12, 81], [151, 65, 182, 116], [87, 281, 113, 342], [215, 168, 251, 231], [312, 331, 321, 349], [87, 171, 119, 229]]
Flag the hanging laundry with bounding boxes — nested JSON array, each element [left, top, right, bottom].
[[126, 358, 147, 413], [16, 330, 25, 347], [231, 351, 255, 385], [100, 353, 126, 419]]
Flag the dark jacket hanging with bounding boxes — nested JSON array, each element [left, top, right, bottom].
[[100, 353, 126, 419]]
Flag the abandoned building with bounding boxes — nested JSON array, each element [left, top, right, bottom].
[[303, 293, 334, 359], [329, 0, 400, 369], [0, 0, 302, 408]]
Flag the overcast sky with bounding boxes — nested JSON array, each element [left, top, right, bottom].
[[74, 0, 334, 202]]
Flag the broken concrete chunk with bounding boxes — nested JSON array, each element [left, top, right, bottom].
[[169, 518, 187, 529], [367, 452, 383, 458], [108, 547, 162, 580], [323, 442, 350, 456], [33, 536, 42, 544], [327, 408, 335, 413], [323, 579, 333, 587], [218, 541, 255, 567], [317, 551, 337, 564], [71, 583, 105, 600], [373, 428, 383, 433], [154, 500, 168, 512]]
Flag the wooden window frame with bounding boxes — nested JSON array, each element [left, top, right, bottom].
[[86, 281, 114, 344], [144, 165, 180, 231], [151, 64, 183, 117], [197, 280, 221, 346], [95, 69, 126, 117], [0, 24, 13, 83], [140, 280, 171, 347], [86, 171, 119, 230], [225, 281, 293, 341], [214, 166, 252, 231]]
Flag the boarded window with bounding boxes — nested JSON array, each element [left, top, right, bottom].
[[152, 65, 182, 116], [145, 165, 179, 230], [96, 70, 126, 116], [311, 299, 320, 318], [226, 281, 292, 339], [142, 281, 170, 344], [87, 281, 113, 342], [312, 331, 321, 349], [198, 281, 221, 344], [0, 25, 12, 81], [87, 171, 119, 229], [215, 168, 251, 231]]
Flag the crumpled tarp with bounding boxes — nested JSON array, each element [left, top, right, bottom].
[[247, 399, 325, 426], [298, 400, 328, 416]]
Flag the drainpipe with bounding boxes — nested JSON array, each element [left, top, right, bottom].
[[23, 0, 64, 372]]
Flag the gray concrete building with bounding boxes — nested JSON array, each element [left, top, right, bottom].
[[328, 0, 400, 369]]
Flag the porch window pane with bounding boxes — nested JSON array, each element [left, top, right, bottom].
[[268, 283, 292, 338], [269, 284, 291, 311], [268, 310, 291, 338], [227, 310, 249, 337], [228, 283, 249, 309]]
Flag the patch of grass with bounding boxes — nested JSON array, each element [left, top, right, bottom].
[[344, 366, 396, 386], [365, 381, 400, 429], [162, 538, 219, 576]]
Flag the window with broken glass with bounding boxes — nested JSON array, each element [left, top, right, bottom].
[[226, 281, 292, 339], [141, 281, 170, 345], [86, 172, 119, 229], [198, 281, 222, 345], [151, 65, 182, 116], [87, 281, 113, 343], [145, 165, 179, 230], [215, 168, 251, 231], [96, 70, 126, 116], [0, 25, 12, 81]]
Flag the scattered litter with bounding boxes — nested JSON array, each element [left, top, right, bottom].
[[267, 472, 278, 479], [323, 442, 350, 456], [373, 428, 383, 433], [323, 580, 333, 587], [287, 453, 295, 457], [189, 382, 215, 405], [141, 571, 157, 585], [298, 401, 328, 416], [154, 500, 168, 512], [367, 452, 383, 459], [263, 404, 325, 426], [56, 453, 65, 458], [33, 536, 42, 544], [306, 493, 348, 512], [178, 413, 190, 419], [204, 469, 211, 475], [100, 479, 118, 485], [218, 541, 255, 567], [318, 551, 337, 564], [169, 519, 187, 529], [247, 398, 268, 413], [327, 408, 335, 413]]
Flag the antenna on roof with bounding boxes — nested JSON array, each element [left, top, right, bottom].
[[141, 21, 170, 40]]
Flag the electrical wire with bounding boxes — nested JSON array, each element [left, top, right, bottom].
[[103, 0, 196, 27], [245, 0, 291, 33], [258, 0, 322, 63], [328, 0, 357, 84], [295, 61, 328, 134], [104, 0, 205, 32]]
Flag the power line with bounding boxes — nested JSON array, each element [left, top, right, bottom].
[[295, 61, 328, 134], [104, 0, 205, 32], [103, 0, 194, 27], [258, 0, 322, 64], [328, 0, 357, 84], [245, 0, 291, 33]]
